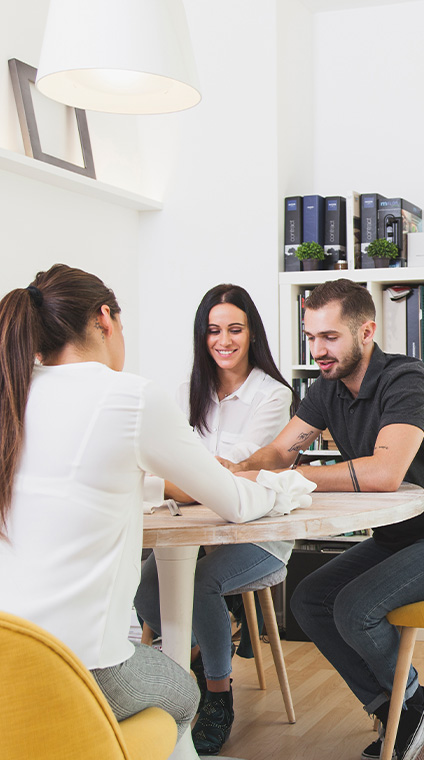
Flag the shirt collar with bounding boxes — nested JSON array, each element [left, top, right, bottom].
[[336, 343, 385, 400], [211, 366, 265, 405]]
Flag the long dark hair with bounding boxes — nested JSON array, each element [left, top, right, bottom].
[[189, 283, 296, 433], [0, 263, 120, 538]]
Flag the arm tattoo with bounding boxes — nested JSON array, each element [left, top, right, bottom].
[[347, 460, 361, 492], [288, 430, 315, 453]]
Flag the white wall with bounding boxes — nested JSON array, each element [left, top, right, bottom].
[[1, 0, 283, 395], [0, 169, 141, 370], [0, 0, 151, 373], [137, 0, 281, 390], [3, 0, 422, 391], [312, 1, 424, 206], [277, 0, 315, 270]]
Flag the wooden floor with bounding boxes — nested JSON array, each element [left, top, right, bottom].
[[219, 637, 424, 760]]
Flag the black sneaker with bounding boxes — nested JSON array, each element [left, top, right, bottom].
[[395, 704, 424, 760], [361, 738, 383, 759], [361, 737, 396, 759], [192, 686, 234, 755]]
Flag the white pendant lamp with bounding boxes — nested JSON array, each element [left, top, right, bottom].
[[36, 0, 201, 114]]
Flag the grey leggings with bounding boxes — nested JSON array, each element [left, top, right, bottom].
[[91, 643, 199, 740]]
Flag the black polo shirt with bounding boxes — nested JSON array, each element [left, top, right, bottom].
[[296, 343, 424, 549]]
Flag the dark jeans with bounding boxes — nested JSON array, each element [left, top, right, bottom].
[[290, 537, 424, 714]]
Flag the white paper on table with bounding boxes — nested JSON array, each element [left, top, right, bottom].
[[256, 469, 317, 516]]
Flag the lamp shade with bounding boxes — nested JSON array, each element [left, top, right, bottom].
[[36, 0, 201, 114]]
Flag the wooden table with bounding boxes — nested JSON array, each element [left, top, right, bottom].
[[142, 484, 424, 760]]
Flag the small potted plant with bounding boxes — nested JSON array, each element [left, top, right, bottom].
[[366, 239, 399, 268], [295, 241, 325, 271]]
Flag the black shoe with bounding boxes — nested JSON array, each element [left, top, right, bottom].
[[361, 737, 396, 759], [361, 738, 383, 760], [192, 687, 234, 755], [395, 704, 424, 760], [191, 653, 207, 713]]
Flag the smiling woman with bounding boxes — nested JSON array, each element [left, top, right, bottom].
[[134, 283, 297, 755], [206, 302, 251, 398]]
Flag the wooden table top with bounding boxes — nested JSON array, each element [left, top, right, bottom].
[[143, 483, 424, 548]]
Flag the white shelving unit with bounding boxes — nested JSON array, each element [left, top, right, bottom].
[[279, 267, 424, 384]]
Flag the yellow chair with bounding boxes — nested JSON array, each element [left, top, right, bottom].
[[0, 611, 178, 760], [381, 602, 424, 760]]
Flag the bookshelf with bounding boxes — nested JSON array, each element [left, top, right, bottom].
[[279, 266, 424, 384]]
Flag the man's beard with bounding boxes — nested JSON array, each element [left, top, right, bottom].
[[318, 337, 363, 381]]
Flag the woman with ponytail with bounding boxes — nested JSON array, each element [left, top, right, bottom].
[[0, 265, 294, 742]]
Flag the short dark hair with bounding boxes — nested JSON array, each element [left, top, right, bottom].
[[190, 283, 295, 433], [305, 279, 376, 332]]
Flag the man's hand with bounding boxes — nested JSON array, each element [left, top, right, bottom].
[[216, 456, 242, 473]]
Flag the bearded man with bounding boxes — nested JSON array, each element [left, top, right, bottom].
[[219, 278, 424, 760]]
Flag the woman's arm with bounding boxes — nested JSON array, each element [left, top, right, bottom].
[[163, 480, 193, 503], [165, 378, 291, 497], [135, 381, 281, 523]]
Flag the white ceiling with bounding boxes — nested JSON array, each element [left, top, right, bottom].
[[301, 0, 418, 11]]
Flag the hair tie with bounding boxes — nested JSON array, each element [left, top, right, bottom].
[[27, 285, 43, 307]]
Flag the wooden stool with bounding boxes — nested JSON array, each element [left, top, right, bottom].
[[141, 566, 295, 724], [226, 566, 296, 724], [381, 601, 424, 760]]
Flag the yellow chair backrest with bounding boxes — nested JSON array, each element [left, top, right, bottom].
[[0, 611, 177, 760]]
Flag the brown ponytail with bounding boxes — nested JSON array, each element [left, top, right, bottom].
[[0, 264, 120, 538]]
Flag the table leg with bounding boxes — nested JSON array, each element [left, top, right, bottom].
[[154, 545, 199, 760], [154, 545, 243, 760]]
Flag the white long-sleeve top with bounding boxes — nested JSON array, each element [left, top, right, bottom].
[[176, 367, 293, 563], [0, 363, 284, 670]]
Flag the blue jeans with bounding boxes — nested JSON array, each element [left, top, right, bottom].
[[134, 544, 284, 681], [290, 537, 424, 714]]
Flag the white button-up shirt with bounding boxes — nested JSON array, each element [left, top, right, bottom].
[[176, 367, 291, 463], [176, 367, 293, 563]]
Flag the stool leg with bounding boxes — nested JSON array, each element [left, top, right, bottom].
[[257, 587, 296, 724], [141, 623, 155, 646], [381, 626, 418, 760], [242, 591, 266, 690]]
